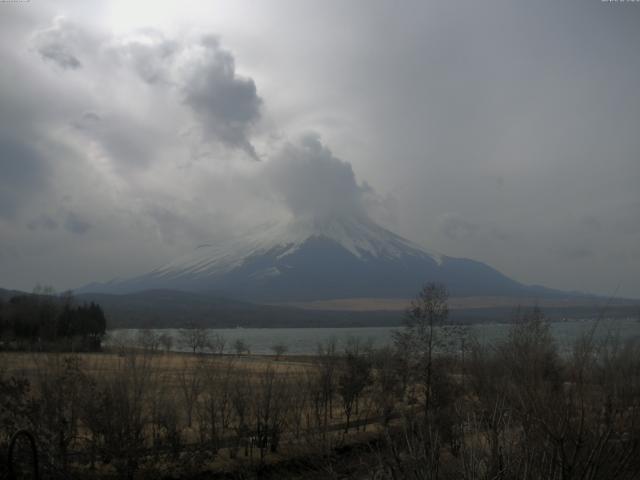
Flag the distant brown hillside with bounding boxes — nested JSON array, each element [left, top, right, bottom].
[[274, 296, 640, 312]]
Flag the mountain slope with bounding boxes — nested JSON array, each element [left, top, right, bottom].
[[81, 215, 538, 301]]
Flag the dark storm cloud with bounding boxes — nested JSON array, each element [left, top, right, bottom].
[[181, 36, 262, 159]]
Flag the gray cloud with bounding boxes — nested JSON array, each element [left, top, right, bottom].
[[266, 134, 368, 221], [74, 112, 158, 168], [37, 24, 265, 163], [64, 212, 92, 235], [489, 227, 515, 243], [361, 183, 399, 228], [80, 111, 101, 123], [553, 245, 594, 262], [581, 215, 603, 233], [27, 214, 58, 231], [614, 202, 640, 235], [33, 16, 83, 69], [146, 205, 210, 246], [181, 36, 262, 159], [113, 29, 179, 84], [0, 134, 51, 219], [439, 214, 480, 241]]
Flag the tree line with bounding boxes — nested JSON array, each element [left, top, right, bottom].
[[0, 287, 106, 351]]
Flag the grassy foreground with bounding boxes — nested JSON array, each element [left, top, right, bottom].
[[2, 312, 640, 479]]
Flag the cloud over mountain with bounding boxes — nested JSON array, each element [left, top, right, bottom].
[[265, 134, 369, 221]]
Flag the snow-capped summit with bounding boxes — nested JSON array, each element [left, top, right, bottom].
[[82, 213, 533, 301], [148, 214, 441, 278]]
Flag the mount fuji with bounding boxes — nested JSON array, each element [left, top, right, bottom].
[[81, 214, 550, 302]]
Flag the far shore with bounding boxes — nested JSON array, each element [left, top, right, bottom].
[[270, 295, 640, 312]]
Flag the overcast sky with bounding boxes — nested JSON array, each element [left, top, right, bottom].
[[1, 0, 639, 298]]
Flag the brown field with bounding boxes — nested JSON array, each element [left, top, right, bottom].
[[0, 351, 312, 377], [2, 313, 640, 479], [0, 348, 386, 478], [271, 295, 636, 311]]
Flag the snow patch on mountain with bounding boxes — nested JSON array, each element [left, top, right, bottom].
[[150, 215, 442, 281], [80, 212, 536, 300]]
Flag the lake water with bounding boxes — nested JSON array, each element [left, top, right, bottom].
[[108, 318, 640, 355]]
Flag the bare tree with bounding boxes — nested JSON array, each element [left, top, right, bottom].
[[177, 358, 204, 428], [229, 369, 251, 458], [394, 283, 449, 426], [81, 351, 158, 479], [106, 329, 136, 356], [371, 347, 403, 426], [136, 329, 160, 353], [338, 341, 372, 433], [197, 357, 236, 454], [158, 332, 173, 353], [32, 354, 91, 472], [149, 385, 181, 461], [251, 366, 289, 460], [233, 339, 250, 356], [315, 338, 338, 446], [179, 324, 211, 354], [287, 373, 310, 440], [271, 342, 288, 360], [210, 333, 226, 355]]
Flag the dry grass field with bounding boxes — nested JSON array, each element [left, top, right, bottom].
[[2, 307, 640, 479], [0, 351, 312, 378], [0, 347, 388, 478]]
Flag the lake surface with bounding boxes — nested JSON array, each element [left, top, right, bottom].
[[108, 318, 640, 355]]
